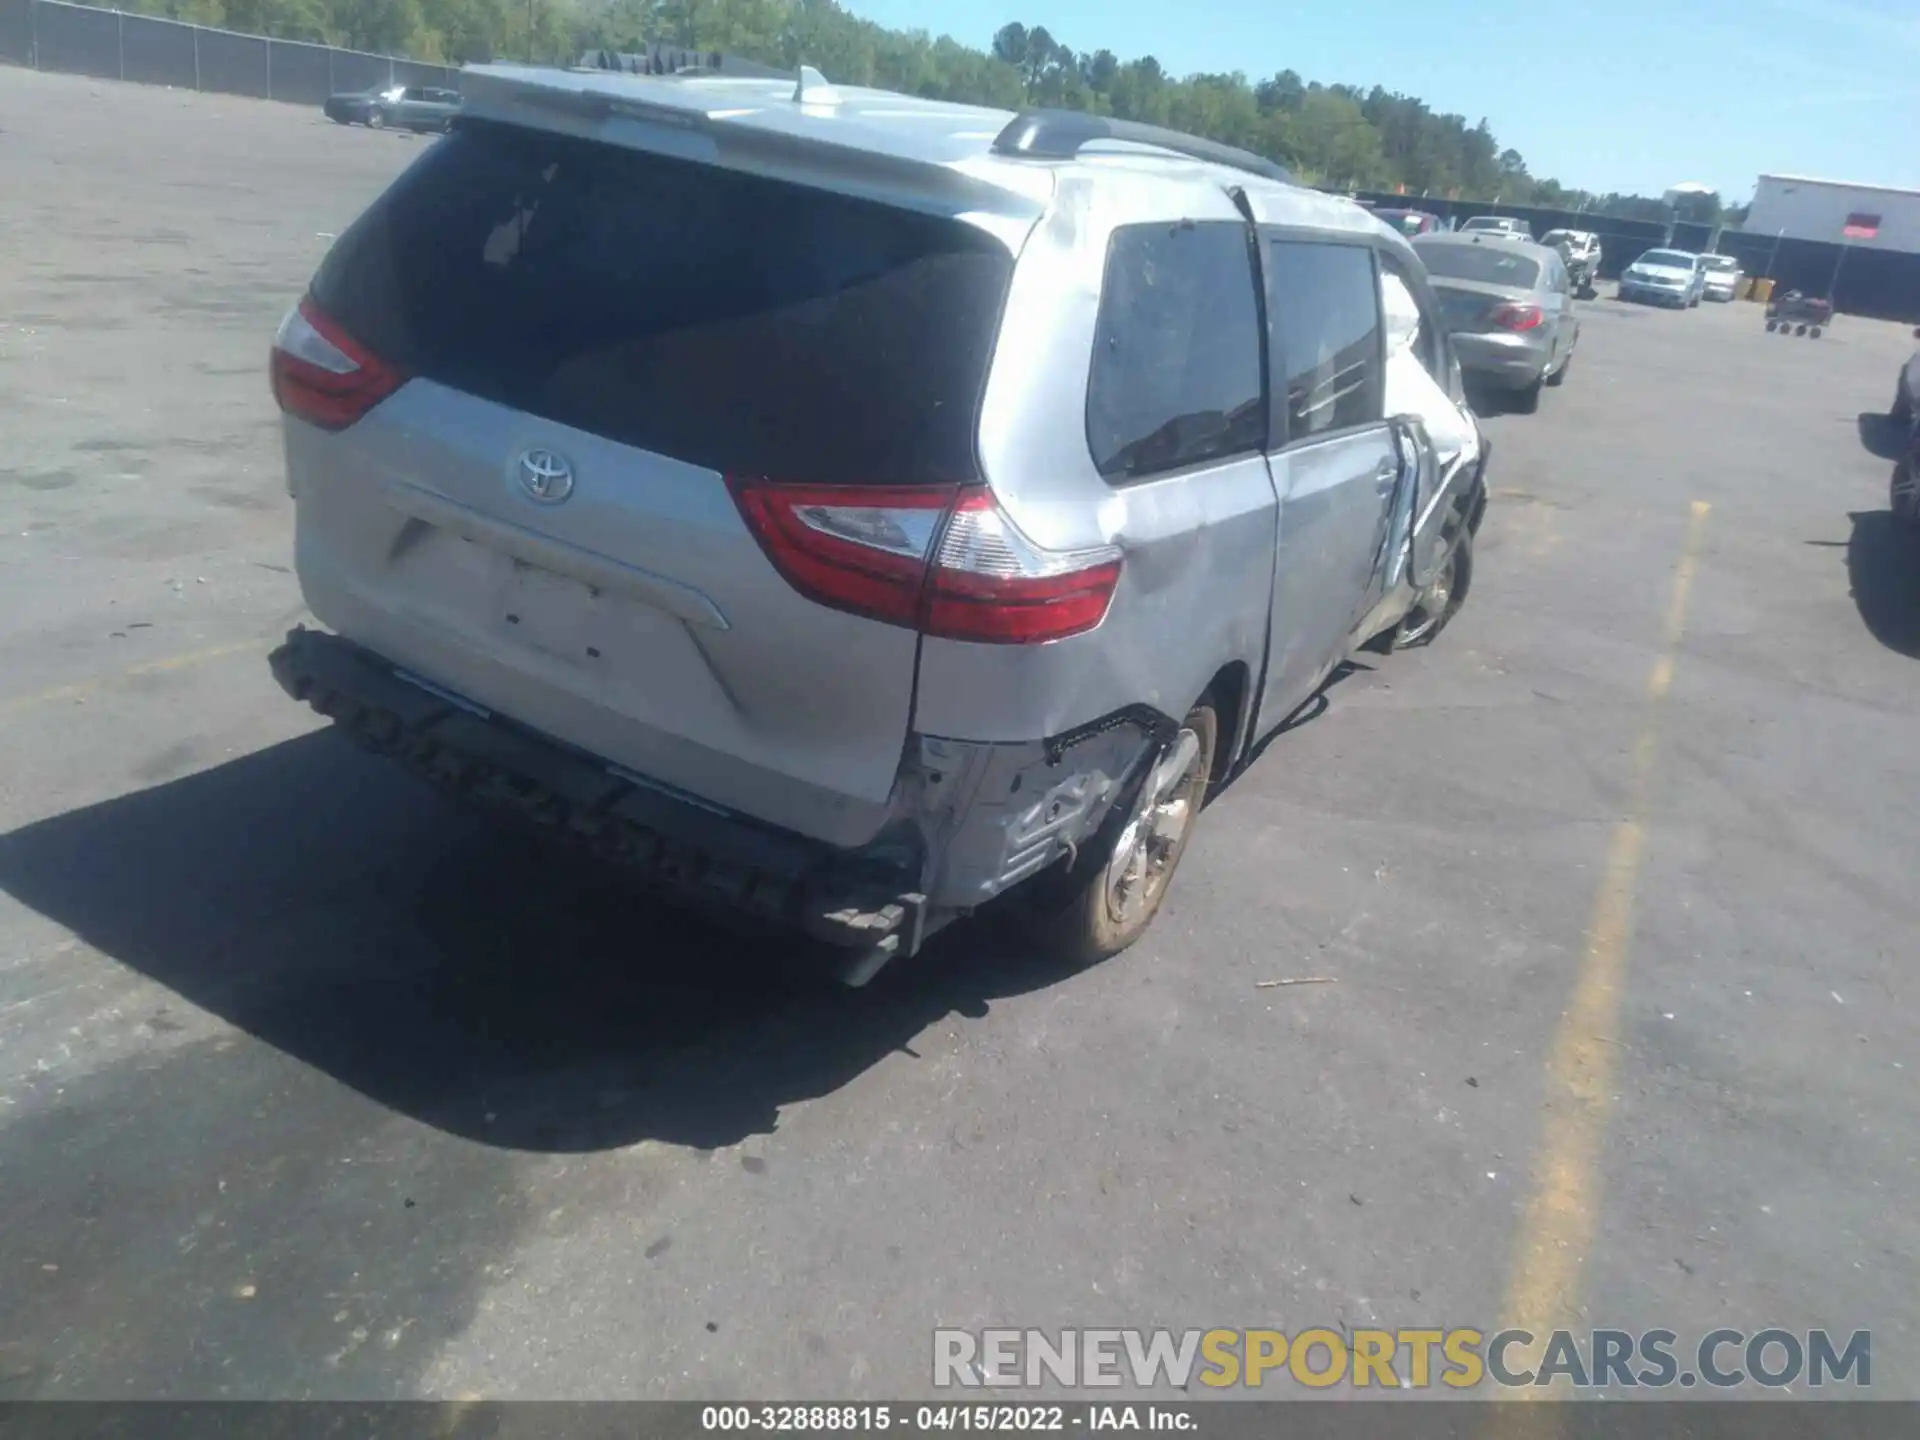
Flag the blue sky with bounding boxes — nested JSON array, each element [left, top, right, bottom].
[[847, 0, 1918, 201]]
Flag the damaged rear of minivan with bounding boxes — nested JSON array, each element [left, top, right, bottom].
[[269, 83, 1192, 984]]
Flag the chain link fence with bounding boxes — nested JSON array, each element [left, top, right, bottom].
[[0, 0, 458, 104]]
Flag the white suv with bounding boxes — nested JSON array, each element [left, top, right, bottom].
[[1459, 215, 1532, 239]]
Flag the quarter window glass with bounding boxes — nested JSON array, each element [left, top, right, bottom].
[[1380, 260, 1445, 386], [1086, 222, 1266, 481], [1269, 240, 1384, 438]]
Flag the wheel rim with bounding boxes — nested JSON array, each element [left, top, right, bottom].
[[1104, 728, 1204, 928], [1397, 544, 1458, 646]]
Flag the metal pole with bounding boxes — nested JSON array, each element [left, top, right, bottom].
[[1763, 227, 1784, 278], [265, 37, 272, 99], [28, 0, 38, 69], [526, 0, 534, 60], [117, 7, 123, 81], [1829, 240, 1851, 306], [192, 23, 199, 89]]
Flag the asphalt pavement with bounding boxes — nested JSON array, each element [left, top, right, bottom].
[[2, 69, 1917, 1401]]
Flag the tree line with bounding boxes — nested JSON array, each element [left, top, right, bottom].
[[119, 0, 1736, 219]]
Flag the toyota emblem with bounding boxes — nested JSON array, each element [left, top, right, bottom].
[[516, 448, 574, 504]]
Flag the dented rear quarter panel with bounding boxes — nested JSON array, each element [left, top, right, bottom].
[[912, 167, 1274, 753]]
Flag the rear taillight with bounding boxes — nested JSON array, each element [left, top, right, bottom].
[[729, 481, 1122, 645], [923, 490, 1123, 643], [1489, 302, 1545, 332], [270, 296, 405, 431]]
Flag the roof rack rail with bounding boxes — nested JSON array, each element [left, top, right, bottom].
[[990, 109, 1294, 186]]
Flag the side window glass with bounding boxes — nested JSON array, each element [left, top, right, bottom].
[[1378, 257, 1445, 387], [1086, 222, 1266, 482], [1268, 239, 1384, 440]]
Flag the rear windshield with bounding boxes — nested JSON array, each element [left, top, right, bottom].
[[1414, 243, 1541, 287], [1639, 251, 1696, 268], [1701, 255, 1738, 272], [312, 120, 1014, 485]]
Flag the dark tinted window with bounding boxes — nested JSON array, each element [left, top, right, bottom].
[[1086, 222, 1265, 481], [312, 121, 1014, 485], [1413, 241, 1543, 287], [1268, 240, 1383, 439]]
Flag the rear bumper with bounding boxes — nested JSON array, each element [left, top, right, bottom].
[[1452, 332, 1550, 389], [269, 626, 929, 979], [268, 627, 1163, 980], [1703, 284, 1737, 301]]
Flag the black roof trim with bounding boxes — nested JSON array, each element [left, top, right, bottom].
[[990, 110, 1294, 186]]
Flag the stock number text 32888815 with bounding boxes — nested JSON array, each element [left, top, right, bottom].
[[701, 1406, 1071, 1431]]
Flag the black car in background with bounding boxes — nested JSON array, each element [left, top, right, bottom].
[[323, 84, 462, 132]]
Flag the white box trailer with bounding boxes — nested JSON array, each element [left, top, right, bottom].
[[1744, 175, 1920, 253]]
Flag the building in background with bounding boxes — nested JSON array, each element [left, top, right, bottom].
[[1744, 175, 1920, 254]]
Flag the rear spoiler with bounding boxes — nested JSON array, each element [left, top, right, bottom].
[[453, 65, 1051, 241]]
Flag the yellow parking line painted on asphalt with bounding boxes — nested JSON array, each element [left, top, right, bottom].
[[1491, 499, 1711, 1417], [0, 639, 269, 716]]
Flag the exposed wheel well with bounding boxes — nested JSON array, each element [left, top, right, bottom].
[[1200, 661, 1252, 789]]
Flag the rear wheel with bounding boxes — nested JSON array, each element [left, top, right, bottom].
[[1547, 347, 1573, 387], [366, 110, 385, 129], [1766, 319, 1778, 332], [1512, 376, 1543, 414], [1025, 699, 1218, 967], [1894, 388, 1912, 425]]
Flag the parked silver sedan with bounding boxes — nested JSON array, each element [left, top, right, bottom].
[[1412, 232, 1580, 413]]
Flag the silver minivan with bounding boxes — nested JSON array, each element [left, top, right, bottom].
[[269, 65, 1490, 983]]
